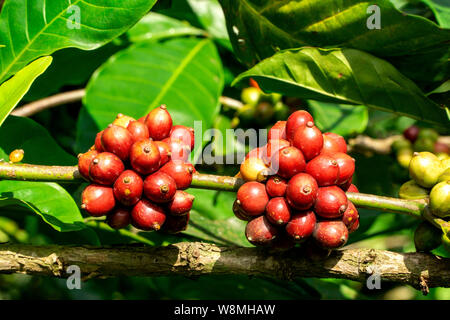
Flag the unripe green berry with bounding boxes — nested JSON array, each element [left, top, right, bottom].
[[398, 180, 429, 200], [429, 181, 450, 217], [409, 152, 444, 188]]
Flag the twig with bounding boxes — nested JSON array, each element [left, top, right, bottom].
[[0, 242, 448, 290], [219, 96, 243, 110]]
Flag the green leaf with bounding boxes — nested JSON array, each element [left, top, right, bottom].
[[234, 47, 449, 126], [308, 101, 368, 137], [127, 12, 206, 43], [0, 56, 52, 126], [0, 116, 75, 165], [422, 0, 450, 27], [78, 38, 224, 153], [0, 181, 85, 232], [0, 0, 157, 82], [219, 0, 450, 82]]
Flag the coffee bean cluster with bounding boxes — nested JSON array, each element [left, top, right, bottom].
[[78, 105, 195, 233], [235, 110, 359, 250]]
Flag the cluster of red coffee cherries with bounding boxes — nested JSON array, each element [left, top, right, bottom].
[[77, 105, 195, 233], [235, 110, 360, 250]]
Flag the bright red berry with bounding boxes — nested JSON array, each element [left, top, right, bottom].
[[107, 207, 131, 229], [265, 197, 291, 225], [264, 139, 290, 164], [245, 216, 278, 246], [268, 121, 287, 140], [285, 210, 316, 242], [155, 141, 171, 166], [333, 152, 355, 185], [161, 213, 190, 234], [89, 152, 124, 186], [347, 218, 359, 234], [265, 176, 287, 197], [167, 190, 195, 216], [78, 149, 99, 180], [321, 132, 347, 154], [159, 160, 194, 190], [286, 173, 318, 210], [131, 199, 166, 231], [144, 172, 177, 203], [232, 199, 254, 221], [81, 184, 115, 217], [314, 186, 348, 218], [271, 146, 306, 179], [145, 105, 172, 140], [170, 125, 195, 150], [347, 183, 359, 193], [286, 110, 314, 142], [292, 121, 323, 161], [237, 182, 269, 216], [342, 201, 358, 231], [313, 221, 348, 249], [101, 125, 133, 161], [127, 120, 149, 143], [129, 139, 161, 175], [95, 130, 104, 152], [163, 138, 190, 162], [306, 154, 339, 186], [113, 170, 143, 206]]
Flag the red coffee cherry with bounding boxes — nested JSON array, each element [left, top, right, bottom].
[[264, 139, 290, 164], [113, 170, 143, 206], [286, 173, 318, 210], [321, 132, 347, 154], [236, 181, 269, 216], [78, 149, 99, 180], [144, 172, 177, 203], [268, 121, 287, 140], [245, 215, 278, 246], [285, 210, 316, 242], [145, 105, 172, 141], [434, 141, 450, 154], [127, 120, 149, 143], [131, 199, 166, 231], [155, 141, 171, 166], [292, 122, 323, 161], [403, 125, 420, 143], [286, 110, 313, 141], [101, 125, 133, 161], [265, 197, 291, 225], [163, 138, 190, 162], [94, 131, 104, 152], [314, 186, 348, 218], [89, 152, 124, 186], [342, 201, 358, 230], [167, 190, 195, 216], [347, 183, 359, 193], [232, 199, 254, 221], [271, 146, 306, 179], [347, 218, 359, 234], [107, 207, 131, 229], [129, 139, 161, 175], [266, 176, 287, 197], [170, 125, 195, 150], [159, 160, 194, 190], [138, 116, 146, 124], [161, 213, 190, 234], [81, 184, 115, 217], [333, 152, 355, 185], [306, 154, 339, 186], [313, 221, 349, 249]]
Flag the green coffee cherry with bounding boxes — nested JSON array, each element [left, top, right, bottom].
[[442, 157, 450, 170], [392, 138, 412, 153], [241, 87, 261, 107], [409, 152, 445, 188], [417, 128, 439, 142], [414, 138, 435, 153], [437, 168, 450, 183], [397, 148, 413, 169], [436, 153, 449, 161], [270, 92, 282, 104], [399, 180, 429, 200], [273, 101, 290, 121], [429, 181, 450, 217], [414, 222, 442, 252]]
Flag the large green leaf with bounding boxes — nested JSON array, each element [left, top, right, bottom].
[[0, 56, 52, 126], [219, 0, 450, 82], [0, 116, 75, 165], [422, 0, 450, 28], [234, 47, 449, 126], [127, 12, 205, 43], [308, 101, 368, 137], [0, 0, 157, 82], [0, 181, 84, 232], [78, 37, 224, 153]]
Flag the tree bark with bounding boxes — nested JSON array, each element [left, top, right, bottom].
[[0, 242, 448, 293]]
